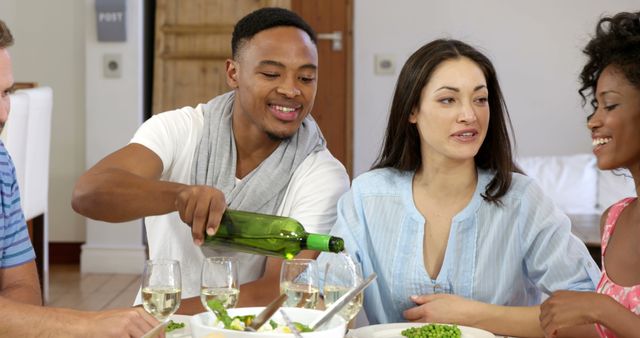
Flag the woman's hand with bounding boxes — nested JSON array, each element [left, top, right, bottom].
[[540, 290, 604, 337], [402, 294, 474, 325], [405, 295, 544, 336]]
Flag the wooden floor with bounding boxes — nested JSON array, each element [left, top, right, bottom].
[[47, 264, 142, 311]]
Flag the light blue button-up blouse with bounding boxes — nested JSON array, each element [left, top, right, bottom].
[[318, 168, 600, 324]]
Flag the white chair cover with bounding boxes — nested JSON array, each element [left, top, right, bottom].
[[15, 87, 53, 302], [19, 87, 53, 221]]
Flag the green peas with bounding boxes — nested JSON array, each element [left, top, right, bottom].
[[401, 323, 462, 338], [165, 320, 185, 332]]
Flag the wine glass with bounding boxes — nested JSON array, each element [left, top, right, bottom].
[[201, 256, 240, 311], [141, 259, 182, 321], [280, 259, 320, 309], [322, 253, 364, 321]]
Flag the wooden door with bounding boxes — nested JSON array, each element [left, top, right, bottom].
[[293, 0, 353, 174], [152, 0, 291, 112], [153, 0, 352, 174]]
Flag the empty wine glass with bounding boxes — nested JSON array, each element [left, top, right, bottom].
[[322, 253, 363, 321], [201, 256, 239, 311], [141, 259, 182, 321], [280, 259, 320, 309]]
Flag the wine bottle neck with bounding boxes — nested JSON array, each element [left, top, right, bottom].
[[305, 234, 345, 253], [305, 233, 332, 252]]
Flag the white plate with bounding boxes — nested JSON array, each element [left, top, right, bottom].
[[166, 314, 192, 338], [349, 322, 495, 338]]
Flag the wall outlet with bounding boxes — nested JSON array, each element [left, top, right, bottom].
[[374, 54, 395, 75], [103, 53, 122, 78]]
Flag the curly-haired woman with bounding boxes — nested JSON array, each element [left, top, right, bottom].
[[540, 11, 640, 338]]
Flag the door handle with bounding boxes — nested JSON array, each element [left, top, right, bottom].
[[317, 31, 343, 51]]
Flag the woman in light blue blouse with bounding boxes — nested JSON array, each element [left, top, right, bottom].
[[319, 39, 600, 337]]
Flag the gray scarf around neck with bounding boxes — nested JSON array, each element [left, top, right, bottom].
[[191, 91, 326, 215]]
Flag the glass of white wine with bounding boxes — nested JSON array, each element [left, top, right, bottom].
[[280, 259, 320, 309], [322, 253, 364, 322], [201, 256, 239, 311], [141, 259, 182, 321]]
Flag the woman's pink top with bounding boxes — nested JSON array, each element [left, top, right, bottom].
[[596, 197, 639, 338]]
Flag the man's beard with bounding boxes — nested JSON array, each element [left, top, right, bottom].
[[266, 131, 293, 142]]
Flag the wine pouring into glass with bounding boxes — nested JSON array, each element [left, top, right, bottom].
[[280, 259, 320, 309], [322, 253, 364, 322], [201, 256, 240, 311]]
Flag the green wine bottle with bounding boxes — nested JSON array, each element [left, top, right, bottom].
[[204, 209, 345, 259]]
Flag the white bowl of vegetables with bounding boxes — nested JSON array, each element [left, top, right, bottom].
[[190, 306, 347, 338]]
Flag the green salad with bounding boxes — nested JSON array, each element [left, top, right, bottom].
[[165, 320, 185, 332], [207, 299, 313, 333], [401, 323, 462, 338]]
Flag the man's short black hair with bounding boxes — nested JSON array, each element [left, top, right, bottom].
[[231, 7, 317, 59]]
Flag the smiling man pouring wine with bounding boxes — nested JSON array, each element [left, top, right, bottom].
[[72, 7, 349, 314]]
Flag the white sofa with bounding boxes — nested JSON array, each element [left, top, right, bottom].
[[517, 153, 636, 249], [517, 154, 636, 216]]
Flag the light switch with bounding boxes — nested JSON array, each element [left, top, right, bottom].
[[374, 54, 395, 75], [103, 53, 122, 78]]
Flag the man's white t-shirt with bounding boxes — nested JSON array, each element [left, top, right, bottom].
[[130, 104, 350, 299]]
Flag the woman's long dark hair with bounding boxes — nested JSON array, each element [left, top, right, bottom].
[[372, 39, 520, 204]]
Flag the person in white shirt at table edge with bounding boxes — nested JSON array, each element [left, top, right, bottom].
[[72, 7, 349, 314], [0, 20, 161, 338]]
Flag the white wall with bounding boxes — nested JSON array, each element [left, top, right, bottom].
[[2, 0, 637, 249], [0, 0, 145, 272], [81, 0, 146, 273], [0, 0, 87, 242], [352, 0, 640, 176]]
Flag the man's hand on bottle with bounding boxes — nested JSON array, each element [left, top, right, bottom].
[[175, 185, 226, 245]]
